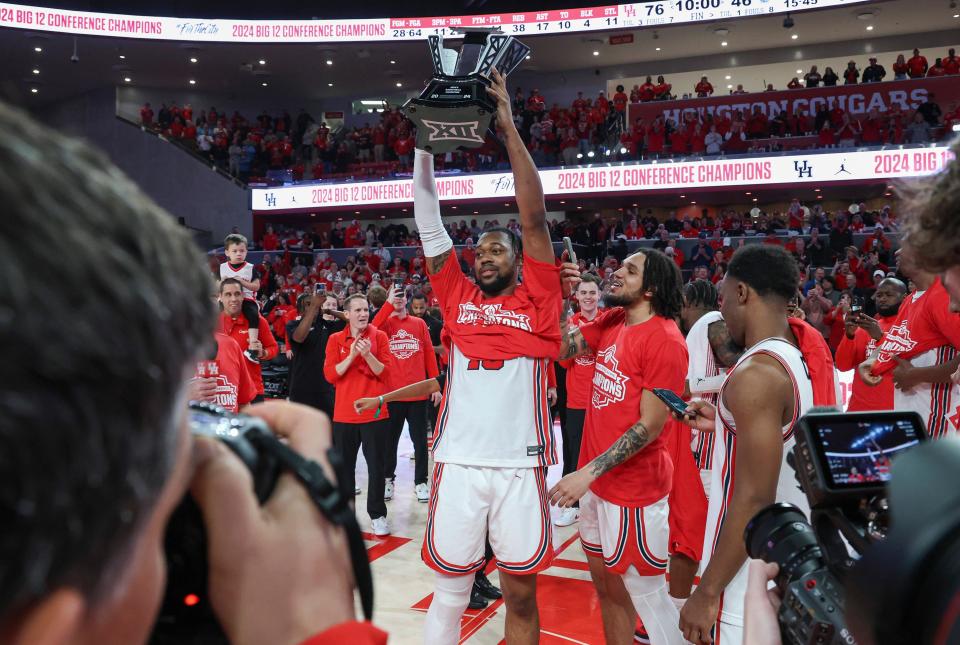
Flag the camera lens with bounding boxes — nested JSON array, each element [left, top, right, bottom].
[[745, 503, 825, 593]]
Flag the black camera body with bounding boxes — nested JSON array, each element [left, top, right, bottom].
[[747, 410, 927, 645]]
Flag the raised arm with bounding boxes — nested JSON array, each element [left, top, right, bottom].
[[413, 149, 454, 275], [558, 305, 592, 361], [486, 68, 553, 264]]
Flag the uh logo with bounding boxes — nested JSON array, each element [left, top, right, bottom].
[[793, 160, 813, 178]]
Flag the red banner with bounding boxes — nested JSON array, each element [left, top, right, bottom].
[[627, 76, 960, 125]]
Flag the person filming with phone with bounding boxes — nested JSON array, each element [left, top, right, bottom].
[[287, 286, 346, 419]]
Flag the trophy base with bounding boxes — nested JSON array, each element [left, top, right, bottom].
[[402, 73, 496, 155]]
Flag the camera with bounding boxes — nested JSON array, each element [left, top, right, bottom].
[[745, 410, 927, 645], [151, 402, 372, 644]]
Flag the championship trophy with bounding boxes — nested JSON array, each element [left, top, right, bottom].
[[402, 28, 530, 154]]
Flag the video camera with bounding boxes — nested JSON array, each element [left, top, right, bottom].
[[745, 409, 939, 645], [150, 403, 373, 644]]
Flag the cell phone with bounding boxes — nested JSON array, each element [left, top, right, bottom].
[[850, 296, 864, 313], [562, 236, 577, 264], [393, 278, 405, 289], [315, 283, 326, 295], [653, 388, 689, 417]]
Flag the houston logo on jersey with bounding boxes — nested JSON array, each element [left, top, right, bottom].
[[875, 321, 917, 363], [214, 376, 239, 411], [389, 329, 421, 359], [457, 302, 532, 331], [592, 345, 629, 408]]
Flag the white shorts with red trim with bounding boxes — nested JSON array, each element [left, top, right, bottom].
[[421, 463, 554, 576], [578, 490, 670, 576]]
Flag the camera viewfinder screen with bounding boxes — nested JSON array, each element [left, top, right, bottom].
[[812, 417, 923, 489]]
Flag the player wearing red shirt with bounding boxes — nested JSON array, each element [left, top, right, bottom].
[[835, 279, 906, 411], [556, 274, 600, 528], [323, 294, 392, 535], [191, 333, 258, 413], [218, 280, 279, 400], [551, 249, 687, 645], [907, 49, 929, 78], [417, 69, 563, 645], [371, 285, 440, 503]]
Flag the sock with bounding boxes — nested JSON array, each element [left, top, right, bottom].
[[622, 569, 685, 645], [423, 572, 473, 645]]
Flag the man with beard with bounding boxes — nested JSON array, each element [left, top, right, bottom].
[[549, 248, 687, 645], [677, 245, 816, 645], [835, 278, 906, 411], [415, 68, 565, 645]]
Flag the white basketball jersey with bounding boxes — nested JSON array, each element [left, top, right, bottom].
[[702, 337, 814, 629], [432, 344, 555, 468], [686, 310, 724, 473], [220, 262, 256, 300]]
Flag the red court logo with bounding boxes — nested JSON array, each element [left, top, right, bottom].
[[390, 329, 421, 359], [591, 345, 629, 409]]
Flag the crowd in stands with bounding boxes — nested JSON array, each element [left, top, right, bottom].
[[241, 198, 899, 353], [137, 47, 959, 184]]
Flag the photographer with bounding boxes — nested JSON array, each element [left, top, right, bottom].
[[0, 103, 383, 644], [287, 290, 345, 419]]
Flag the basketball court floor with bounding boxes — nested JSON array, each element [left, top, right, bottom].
[[355, 424, 606, 644]]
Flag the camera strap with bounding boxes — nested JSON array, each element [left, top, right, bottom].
[[247, 430, 375, 621]]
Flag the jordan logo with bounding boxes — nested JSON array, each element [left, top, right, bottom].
[[591, 345, 629, 409]]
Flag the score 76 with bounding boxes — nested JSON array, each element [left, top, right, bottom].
[[646, 3, 666, 14]]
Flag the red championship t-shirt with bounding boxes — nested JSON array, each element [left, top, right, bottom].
[[428, 249, 561, 360], [578, 308, 689, 507], [323, 324, 391, 424], [371, 302, 440, 400], [211, 332, 257, 412], [560, 311, 598, 410], [834, 315, 896, 412]]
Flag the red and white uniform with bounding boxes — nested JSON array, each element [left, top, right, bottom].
[[685, 310, 725, 494], [703, 337, 814, 639], [560, 311, 597, 410], [422, 249, 562, 575], [576, 309, 688, 576], [870, 279, 960, 439], [220, 261, 257, 301]]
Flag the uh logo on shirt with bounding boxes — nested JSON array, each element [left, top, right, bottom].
[[592, 344, 630, 409]]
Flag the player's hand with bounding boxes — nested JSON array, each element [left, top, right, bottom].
[[858, 358, 882, 387], [485, 68, 514, 134], [354, 397, 378, 414], [674, 400, 717, 433], [559, 250, 581, 298], [891, 357, 919, 391], [855, 314, 883, 341], [430, 391, 443, 407], [248, 339, 265, 358], [679, 586, 720, 645], [548, 469, 595, 508], [191, 401, 355, 645], [188, 376, 218, 403], [348, 339, 362, 358], [843, 313, 859, 339], [355, 338, 372, 357], [744, 560, 783, 645], [547, 387, 558, 407]]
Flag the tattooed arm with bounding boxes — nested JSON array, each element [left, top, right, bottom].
[[557, 305, 592, 360], [707, 319, 744, 368], [547, 389, 670, 507]]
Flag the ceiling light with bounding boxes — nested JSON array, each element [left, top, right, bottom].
[[124, 77, 131, 82], [32, 69, 39, 75], [560, 200, 566, 204], [727, 84, 733, 89], [691, 201, 697, 205], [814, 188, 821, 192], [721, 41, 728, 47], [390, 59, 396, 64], [714, 27, 729, 36], [189, 79, 196, 85], [725, 75, 731, 80], [954, 13, 960, 18], [577, 206, 583, 209], [30, 87, 38, 93], [189, 57, 198, 63], [655, 47, 661, 51], [326, 59, 333, 65], [525, 55, 531, 60], [753, 198, 758, 202], [745, 192, 751, 195], [259, 59, 267, 65], [451, 206, 457, 209], [866, 25, 874, 31], [261, 82, 268, 87], [33, 46, 42, 52], [119, 54, 126, 59], [791, 33, 798, 39], [796, 69, 803, 74], [396, 82, 402, 87], [592, 50, 599, 56], [680, 195, 686, 198], [328, 82, 333, 87]]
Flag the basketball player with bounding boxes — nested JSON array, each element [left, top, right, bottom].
[[415, 68, 565, 645], [549, 248, 688, 645], [677, 245, 815, 645], [861, 246, 960, 438]]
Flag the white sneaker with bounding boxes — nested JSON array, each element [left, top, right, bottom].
[[554, 506, 579, 527], [371, 516, 390, 536], [415, 482, 429, 503], [384, 479, 394, 501]]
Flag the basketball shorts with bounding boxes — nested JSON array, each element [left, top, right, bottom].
[[422, 463, 554, 576], [579, 490, 670, 576]]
